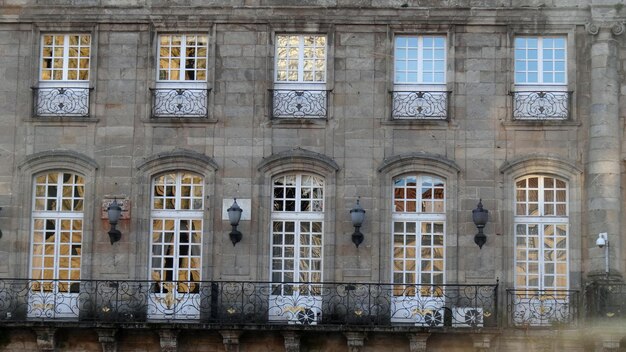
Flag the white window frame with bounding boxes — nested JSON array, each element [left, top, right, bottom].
[[149, 172, 204, 289], [391, 174, 446, 296], [514, 36, 567, 90], [156, 33, 209, 89], [39, 33, 91, 87], [393, 35, 447, 91], [270, 174, 324, 295], [274, 34, 327, 90], [514, 175, 569, 292], [29, 172, 84, 291]]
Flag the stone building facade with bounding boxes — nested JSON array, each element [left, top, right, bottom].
[[0, 0, 625, 351]]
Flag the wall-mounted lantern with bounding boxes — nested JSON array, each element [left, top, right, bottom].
[[227, 199, 243, 246], [107, 200, 122, 245], [472, 199, 488, 249], [350, 199, 366, 248], [596, 232, 609, 278], [0, 207, 3, 239]]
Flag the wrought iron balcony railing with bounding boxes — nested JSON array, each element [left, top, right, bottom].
[[511, 91, 571, 120], [586, 282, 626, 321], [270, 89, 329, 119], [506, 289, 580, 327], [32, 87, 92, 117], [0, 279, 497, 328], [391, 91, 449, 120], [150, 88, 210, 118]]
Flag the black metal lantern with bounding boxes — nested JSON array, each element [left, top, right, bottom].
[[472, 199, 488, 249], [227, 199, 243, 246], [0, 207, 3, 239], [350, 199, 366, 248], [107, 200, 122, 245]]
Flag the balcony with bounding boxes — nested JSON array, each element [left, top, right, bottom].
[[270, 89, 329, 119], [33, 87, 92, 117], [511, 91, 571, 120], [506, 289, 580, 327], [0, 279, 497, 329], [150, 88, 210, 118], [391, 91, 449, 120]]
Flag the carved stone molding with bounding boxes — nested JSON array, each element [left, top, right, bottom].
[[220, 330, 243, 352], [282, 331, 301, 352], [586, 22, 625, 37], [96, 329, 118, 352], [33, 327, 56, 352], [586, 22, 600, 35], [344, 332, 366, 352], [158, 329, 179, 352], [408, 333, 430, 352]]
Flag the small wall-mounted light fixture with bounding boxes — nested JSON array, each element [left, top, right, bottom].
[[350, 199, 366, 248], [0, 207, 3, 239], [472, 199, 488, 249], [227, 199, 243, 246], [596, 232, 609, 278], [107, 200, 122, 245]]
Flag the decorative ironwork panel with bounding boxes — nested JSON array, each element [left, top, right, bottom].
[[507, 289, 579, 327], [271, 90, 328, 119], [0, 279, 498, 328], [151, 88, 209, 118], [33, 87, 91, 117], [391, 91, 448, 120], [512, 91, 570, 120], [586, 283, 626, 321]]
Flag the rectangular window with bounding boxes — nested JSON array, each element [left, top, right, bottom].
[[514, 37, 566, 85], [157, 34, 208, 82], [40, 34, 91, 82], [394, 35, 446, 85], [275, 34, 326, 84], [152, 34, 210, 118], [391, 35, 448, 120], [512, 36, 569, 120], [271, 34, 328, 119]]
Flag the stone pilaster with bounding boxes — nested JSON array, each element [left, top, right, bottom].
[[407, 333, 430, 352], [33, 327, 56, 352], [96, 329, 117, 352], [344, 332, 366, 352], [220, 330, 242, 352], [282, 331, 300, 352], [158, 329, 178, 352], [586, 22, 624, 281]]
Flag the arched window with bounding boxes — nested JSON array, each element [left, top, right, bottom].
[[514, 175, 568, 292], [29, 171, 85, 318], [270, 173, 324, 295], [392, 174, 446, 295], [149, 172, 204, 296]]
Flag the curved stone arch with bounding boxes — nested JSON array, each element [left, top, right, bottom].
[[15, 150, 99, 278], [255, 148, 340, 281], [499, 154, 583, 290], [499, 154, 582, 180], [257, 147, 340, 177], [136, 148, 218, 177], [134, 148, 219, 281], [18, 149, 99, 176], [376, 152, 461, 283]]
